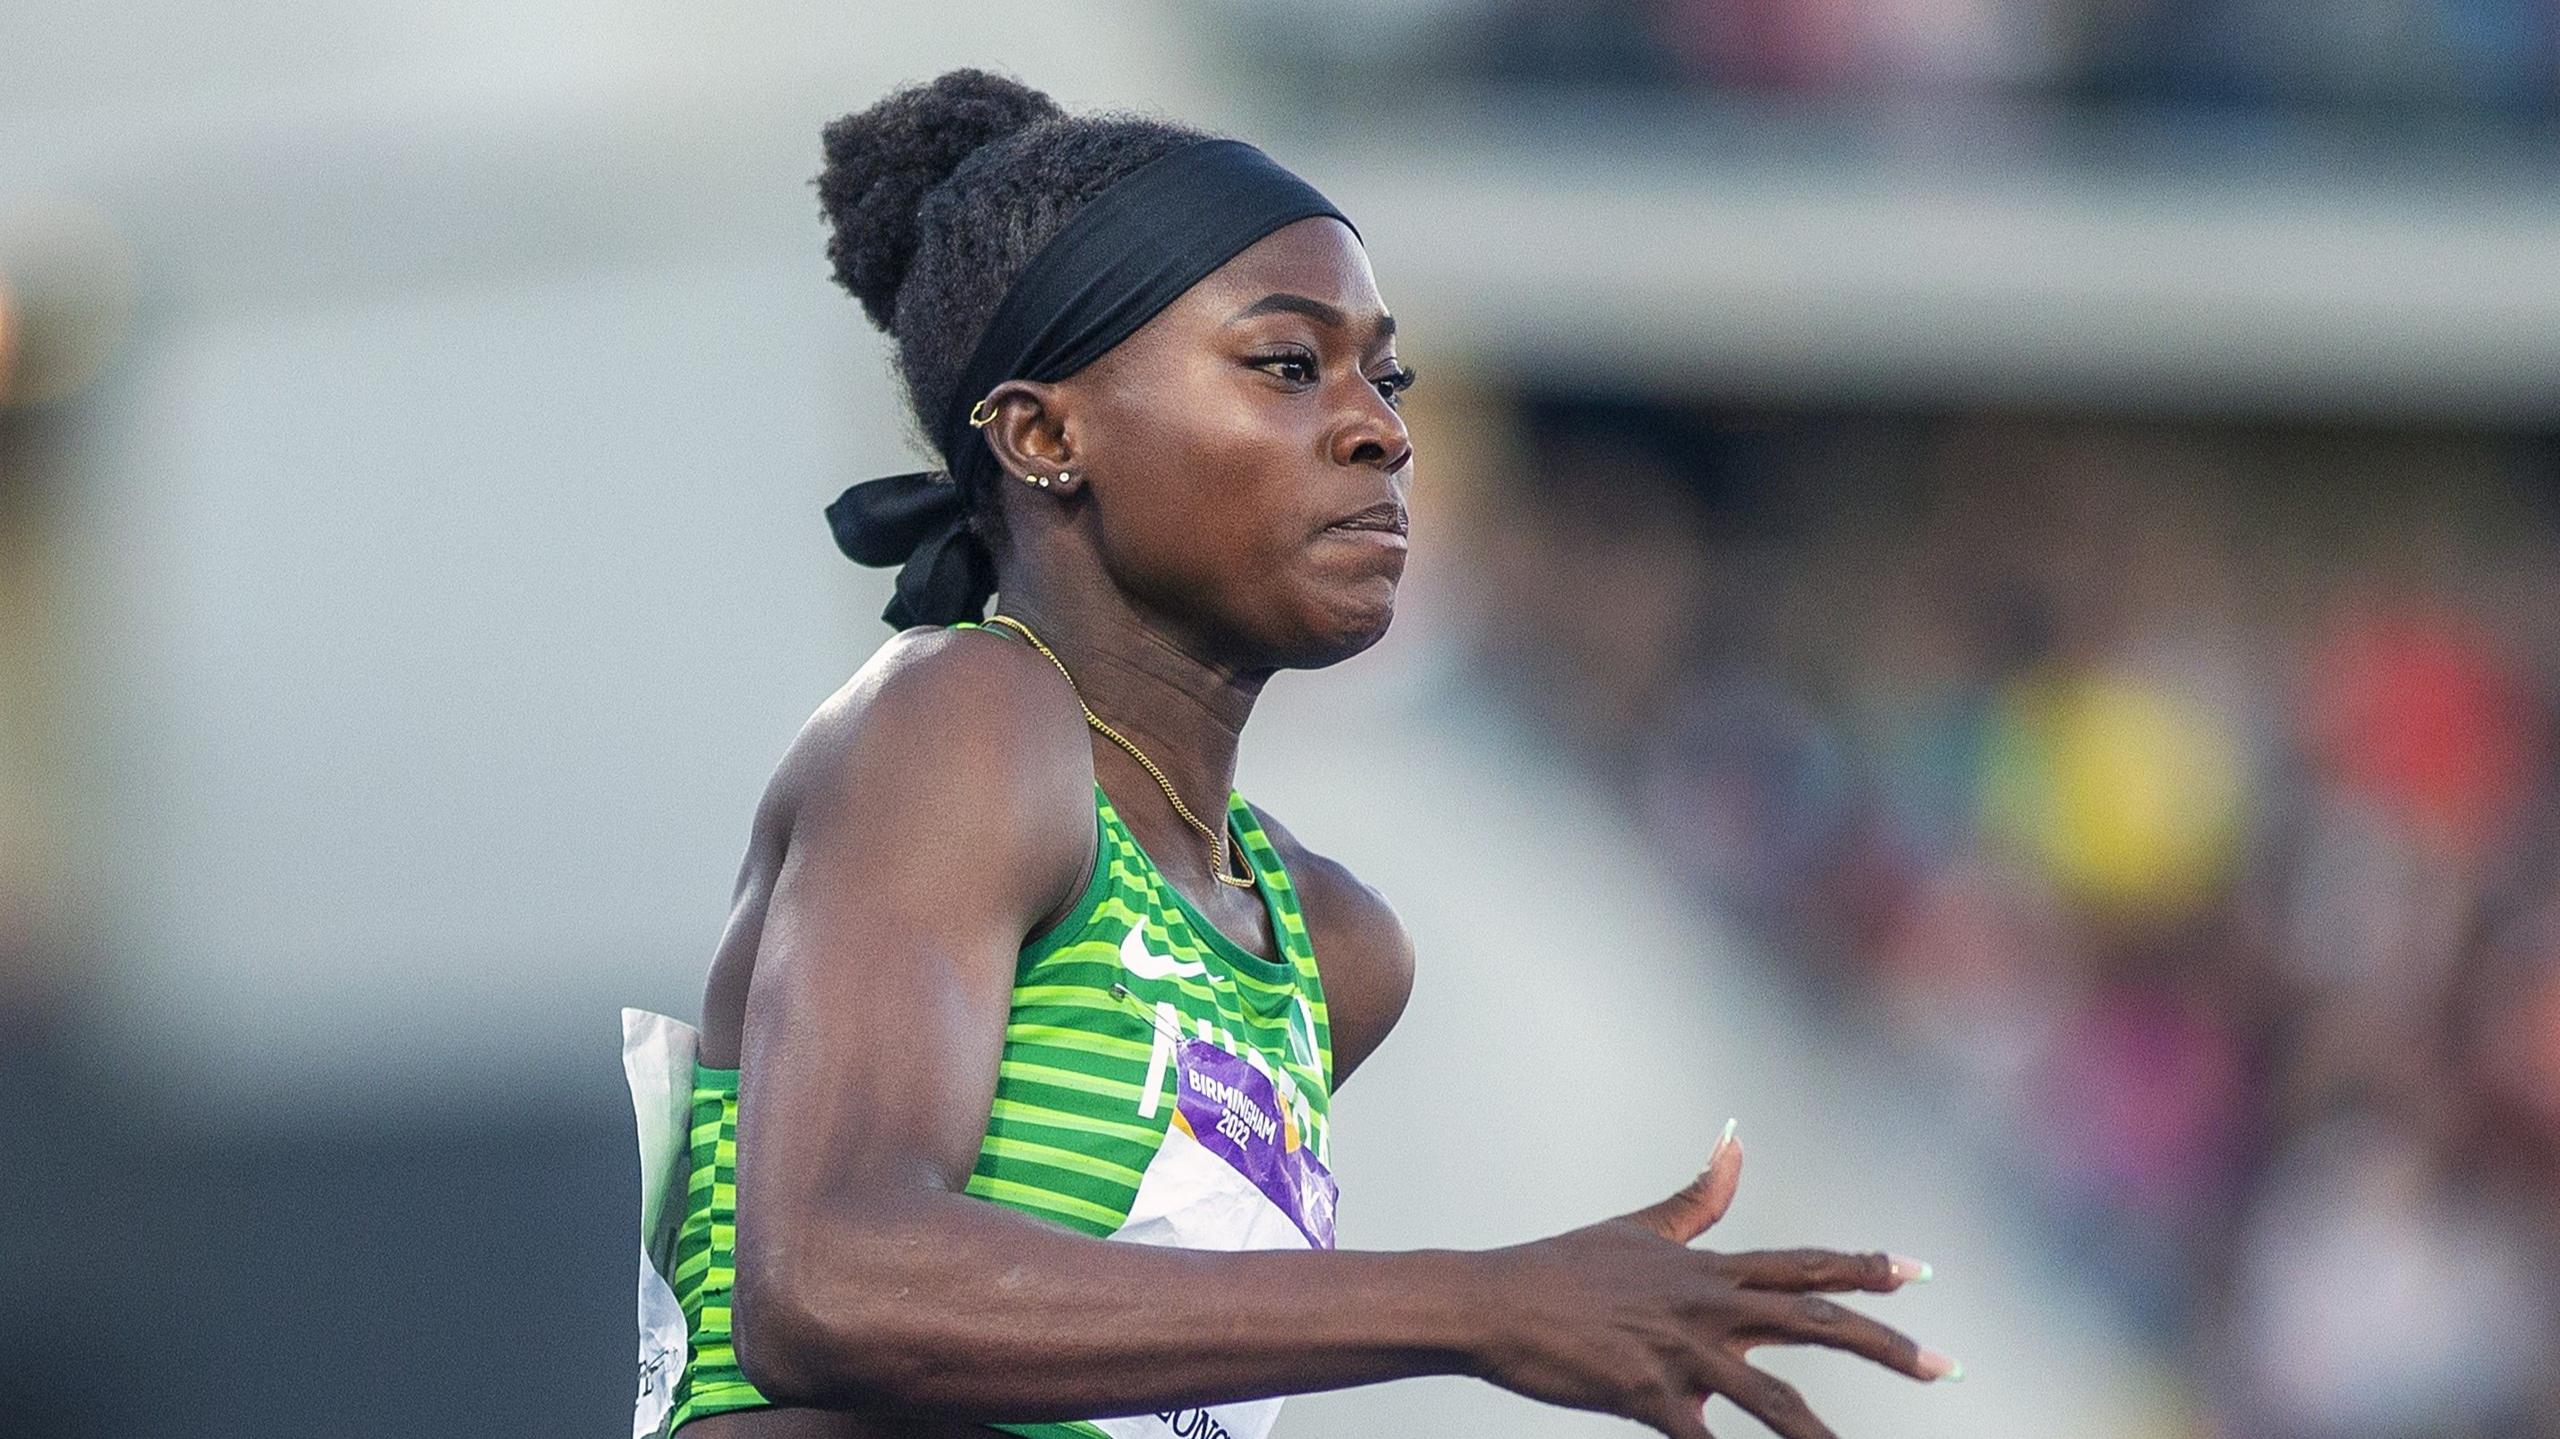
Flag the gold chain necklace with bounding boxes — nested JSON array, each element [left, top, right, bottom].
[[980, 613, 1257, 889]]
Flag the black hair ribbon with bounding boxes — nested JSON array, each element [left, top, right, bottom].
[[823, 470, 996, 632]]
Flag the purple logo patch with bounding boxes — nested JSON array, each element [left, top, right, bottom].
[[1171, 1036, 1338, 1248]]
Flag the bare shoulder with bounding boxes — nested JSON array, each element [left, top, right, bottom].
[[701, 624, 1100, 1065], [1244, 803, 1409, 955], [699, 625, 1101, 1065], [763, 624, 1093, 836], [1243, 801, 1416, 1090]]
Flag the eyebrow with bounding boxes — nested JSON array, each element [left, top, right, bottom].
[[1226, 292, 1396, 343]]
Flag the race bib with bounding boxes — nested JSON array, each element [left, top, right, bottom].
[[1086, 1029, 1337, 1439]]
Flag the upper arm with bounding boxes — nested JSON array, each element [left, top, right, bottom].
[[1252, 809, 1415, 1091], [731, 630, 1093, 1284]]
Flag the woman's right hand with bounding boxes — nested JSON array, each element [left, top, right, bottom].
[[1462, 1123, 1957, 1439]]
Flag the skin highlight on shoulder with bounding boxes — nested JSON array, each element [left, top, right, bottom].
[[694, 622, 1102, 1070], [771, 624, 1091, 819]]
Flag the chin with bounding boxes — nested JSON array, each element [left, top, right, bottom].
[[1277, 581, 1398, 669]]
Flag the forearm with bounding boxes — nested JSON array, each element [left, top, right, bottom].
[[736, 1190, 1491, 1421]]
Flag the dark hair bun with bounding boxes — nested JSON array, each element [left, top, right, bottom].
[[818, 68, 1064, 332]]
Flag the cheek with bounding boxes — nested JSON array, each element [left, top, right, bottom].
[[1094, 377, 1307, 564], [1085, 442, 1267, 610]]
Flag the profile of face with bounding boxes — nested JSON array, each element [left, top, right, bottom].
[[990, 216, 1415, 671]]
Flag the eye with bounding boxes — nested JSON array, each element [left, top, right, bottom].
[[1250, 349, 1319, 385], [1249, 351, 1419, 409], [1373, 362, 1419, 409]]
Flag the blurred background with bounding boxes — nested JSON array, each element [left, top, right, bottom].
[[8, 4, 2559, 1436]]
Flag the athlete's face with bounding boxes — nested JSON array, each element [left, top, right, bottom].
[[1060, 216, 1414, 668]]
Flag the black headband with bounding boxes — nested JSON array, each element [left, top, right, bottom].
[[824, 137, 1361, 629]]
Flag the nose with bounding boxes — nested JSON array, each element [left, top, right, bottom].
[[1332, 376, 1413, 476]]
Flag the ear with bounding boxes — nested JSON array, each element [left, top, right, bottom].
[[971, 379, 1080, 492]]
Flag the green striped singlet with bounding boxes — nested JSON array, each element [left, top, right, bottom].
[[664, 623, 1334, 1439]]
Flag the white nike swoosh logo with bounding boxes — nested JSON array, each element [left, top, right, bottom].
[[1121, 923, 1211, 981]]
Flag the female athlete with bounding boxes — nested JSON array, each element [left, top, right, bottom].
[[639, 66, 1958, 1439]]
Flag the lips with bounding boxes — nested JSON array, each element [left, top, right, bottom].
[[1322, 500, 1408, 536]]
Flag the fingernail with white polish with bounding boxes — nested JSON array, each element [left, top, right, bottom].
[[1918, 1347, 1963, 1382], [1888, 1254, 1933, 1285]]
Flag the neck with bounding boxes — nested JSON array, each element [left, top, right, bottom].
[[988, 587, 1271, 864]]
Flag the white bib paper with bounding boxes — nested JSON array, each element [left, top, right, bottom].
[[622, 1008, 699, 1439]]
